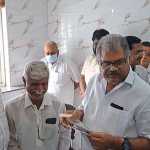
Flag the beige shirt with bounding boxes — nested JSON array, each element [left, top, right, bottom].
[[81, 54, 99, 84], [5, 93, 70, 150]]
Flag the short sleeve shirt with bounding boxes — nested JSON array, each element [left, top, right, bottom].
[[81, 68, 150, 150], [81, 54, 99, 84]]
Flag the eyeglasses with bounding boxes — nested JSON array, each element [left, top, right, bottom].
[[100, 58, 127, 68]]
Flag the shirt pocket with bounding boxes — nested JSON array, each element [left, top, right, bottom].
[[101, 105, 129, 136], [40, 110, 59, 140], [40, 123, 59, 140]]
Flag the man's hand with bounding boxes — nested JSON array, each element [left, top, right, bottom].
[[59, 110, 84, 128], [59, 112, 74, 128], [87, 132, 116, 150], [79, 75, 86, 98]]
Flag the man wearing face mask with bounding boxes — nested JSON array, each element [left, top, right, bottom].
[[41, 41, 80, 105], [60, 34, 150, 150], [5, 61, 70, 150], [79, 29, 109, 97]]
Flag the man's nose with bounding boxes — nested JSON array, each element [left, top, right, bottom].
[[109, 65, 118, 71], [37, 84, 44, 90]]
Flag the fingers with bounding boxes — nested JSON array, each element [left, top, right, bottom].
[[59, 110, 83, 129], [59, 113, 73, 128], [88, 131, 104, 138], [88, 133, 111, 150], [88, 136, 105, 150]]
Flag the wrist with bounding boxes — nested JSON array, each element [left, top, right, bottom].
[[121, 137, 132, 150]]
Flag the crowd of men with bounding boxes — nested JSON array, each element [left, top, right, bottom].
[[0, 29, 150, 150]]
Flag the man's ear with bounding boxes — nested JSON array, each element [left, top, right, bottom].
[[22, 77, 26, 86]]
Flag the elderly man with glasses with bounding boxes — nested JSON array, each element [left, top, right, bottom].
[[60, 34, 150, 150]]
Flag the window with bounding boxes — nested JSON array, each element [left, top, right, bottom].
[[0, 10, 5, 86]]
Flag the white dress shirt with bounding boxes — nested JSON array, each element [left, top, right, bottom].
[[6, 93, 70, 150], [135, 64, 150, 84], [0, 95, 9, 150], [80, 67, 150, 150], [42, 54, 80, 105]]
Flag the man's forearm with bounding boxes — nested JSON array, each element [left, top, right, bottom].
[[113, 136, 150, 150], [79, 76, 86, 94]]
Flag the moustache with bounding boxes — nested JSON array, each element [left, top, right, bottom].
[[104, 66, 120, 75], [32, 90, 46, 95], [105, 71, 120, 77]]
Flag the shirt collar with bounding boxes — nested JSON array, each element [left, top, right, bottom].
[[39, 93, 53, 110], [24, 93, 33, 109], [147, 64, 150, 72], [24, 93, 53, 110], [101, 66, 134, 94], [123, 66, 134, 86]]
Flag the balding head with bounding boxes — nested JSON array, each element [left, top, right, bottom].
[[23, 61, 49, 81], [44, 41, 59, 56]]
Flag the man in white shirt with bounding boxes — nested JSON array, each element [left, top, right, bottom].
[[60, 34, 150, 150], [135, 41, 150, 84], [79, 29, 109, 97], [41, 41, 80, 105], [0, 94, 9, 150], [6, 61, 70, 150], [125, 36, 142, 70]]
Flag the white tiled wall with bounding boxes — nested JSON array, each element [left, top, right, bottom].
[[5, 0, 48, 86], [0, 88, 25, 104], [47, 0, 150, 68], [5, 0, 150, 87]]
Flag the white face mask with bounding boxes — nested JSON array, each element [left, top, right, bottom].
[[46, 53, 58, 63]]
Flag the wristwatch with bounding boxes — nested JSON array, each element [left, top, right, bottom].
[[122, 137, 132, 150]]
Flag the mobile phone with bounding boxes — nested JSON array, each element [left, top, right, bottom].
[[72, 124, 89, 135], [65, 104, 76, 111]]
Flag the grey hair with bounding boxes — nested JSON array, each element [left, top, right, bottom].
[[96, 34, 130, 61], [23, 61, 49, 80], [44, 41, 59, 51]]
